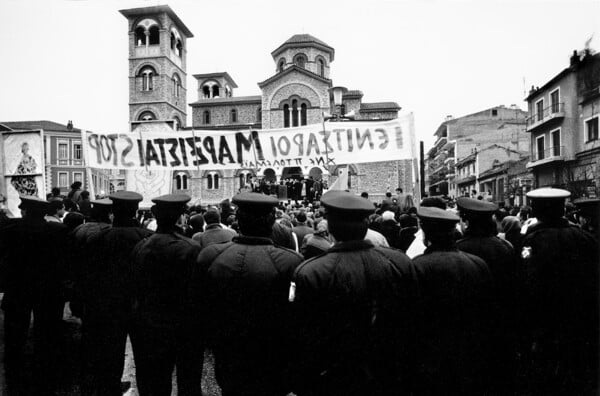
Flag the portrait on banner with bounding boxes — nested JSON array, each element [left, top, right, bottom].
[[2, 129, 46, 216]]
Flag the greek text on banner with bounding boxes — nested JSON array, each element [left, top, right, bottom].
[[83, 118, 413, 170]]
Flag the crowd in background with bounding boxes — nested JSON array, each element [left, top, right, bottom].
[[0, 179, 598, 396]]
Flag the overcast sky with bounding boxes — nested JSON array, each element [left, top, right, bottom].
[[0, 0, 598, 150]]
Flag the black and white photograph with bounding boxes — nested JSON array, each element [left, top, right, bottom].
[[0, 0, 598, 395]]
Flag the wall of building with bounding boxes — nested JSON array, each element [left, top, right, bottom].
[[191, 102, 261, 127]]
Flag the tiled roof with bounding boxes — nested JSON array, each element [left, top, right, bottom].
[[360, 102, 401, 112], [0, 120, 81, 133], [271, 34, 335, 60], [189, 95, 262, 107], [343, 90, 364, 98], [119, 5, 193, 37], [193, 72, 238, 88], [283, 34, 331, 48]]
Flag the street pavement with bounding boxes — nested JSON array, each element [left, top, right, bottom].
[[0, 295, 222, 396]]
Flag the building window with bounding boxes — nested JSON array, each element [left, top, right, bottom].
[[283, 104, 290, 128], [257, 108, 262, 123], [301, 103, 307, 126], [135, 26, 146, 46], [239, 170, 253, 189], [318, 59, 325, 77], [138, 111, 156, 121], [536, 135, 545, 160], [491, 109, 498, 116], [278, 59, 285, 72], [202, 86, 211, 99], [292, 99, 299, 127], [140, 66, 156, 91], [203, 111, 211, 125], [550, 88, 560, 113], [294, 54, 306, 68], [551, 129, 561, 156], [73, 172, 83, 183], [58, 142, 68, 159], [535, 99, 544, 122], [148, 25, 159, 45], [73, 142, 82, 160], [173, 117, 181, 131], [230, 109, 238, 123], [172, 74, 181, 97], [58, 172, 68, 187], [170, 30, 183, 57], [207, 172, 219, 190], [586, 117, 598, 141], [175, 172, 188, 190]]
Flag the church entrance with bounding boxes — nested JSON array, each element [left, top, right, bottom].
[[281, 166, 303, 180]]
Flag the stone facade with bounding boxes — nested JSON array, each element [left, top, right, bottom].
[[119, 8, 410, 204], [121, 5, 193, 127]]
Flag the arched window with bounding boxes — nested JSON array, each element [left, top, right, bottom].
[[318, 59, 325, 77], [301, 103, 307, 126], [202, 86, 210, 99], [292, 99, 299, 127], [175, 172, 188, 190], [140, 66, 156, 91], [263, 168, 276, 182], [138, 111, 156, 121], [203, 111, 211, 124], [148, 25, 160, 45], [135, 26, 146, 46], [278, 59, 285, 72], [172, 74, 181, 97], [207, 172, 219, 190], [212, 85, 220, 98], [170, 31, 183, 57], [294, 54, 306, 68], [172, 116, 181, 130], [225, 85, 232, 97], [238, 170, 254, 189], [283, 104, 290, 128], [230, 109, 238, 123]]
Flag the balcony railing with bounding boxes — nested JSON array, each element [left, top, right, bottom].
[[526, 103, 565, 130], [533, 145, 564, 161]]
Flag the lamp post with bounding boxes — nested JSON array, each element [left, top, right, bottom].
[[321, 85, 356, 183]]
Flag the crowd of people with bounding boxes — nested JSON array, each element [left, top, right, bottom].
[[0, 181, 598, 396]]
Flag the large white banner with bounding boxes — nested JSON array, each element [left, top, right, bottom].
[[82, 117, 413, 171]]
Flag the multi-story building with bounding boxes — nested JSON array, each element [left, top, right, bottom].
[[525, 49, 599, 198], [0, 120, 112, 197], [454, 144, 525, 201], [427, 106, 529, 198], [121, 5, 412, 204]]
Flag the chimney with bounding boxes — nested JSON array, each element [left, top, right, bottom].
[[570, 50, 580, 67], [510, 104, 519, 110], [67, 120, 73, 131], [445, 115, 453, 121]]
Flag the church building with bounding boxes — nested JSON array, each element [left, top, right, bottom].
[[121, 5, 412, 204]]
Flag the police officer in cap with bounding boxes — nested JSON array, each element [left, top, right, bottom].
[[412, 206, 494, 395], [455, 197, 519, 392], [82, 191, 153, 395], [67, 198, 114, 319], [520, 188, 598, 394], [0, 195, 69, 394], [130, 193, 203, 396], [291, 190, 419, 396], [194, 192, 303, 396]]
